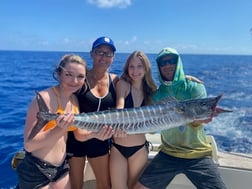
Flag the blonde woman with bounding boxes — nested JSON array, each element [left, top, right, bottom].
[[16, 54, 113, 189]]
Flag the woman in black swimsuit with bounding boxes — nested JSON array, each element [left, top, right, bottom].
[[66, 37, 119, 189], [109, 51, 157, 189]]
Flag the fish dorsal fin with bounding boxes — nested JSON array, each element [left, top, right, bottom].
[[154, 96, 178, 105], [35, 91, 49, 112]]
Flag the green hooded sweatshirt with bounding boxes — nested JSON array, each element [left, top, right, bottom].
[[153, 47, 212, 159]]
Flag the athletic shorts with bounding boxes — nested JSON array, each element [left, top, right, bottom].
[[66, 131, 110, 158], [139, 151, 227, 189]]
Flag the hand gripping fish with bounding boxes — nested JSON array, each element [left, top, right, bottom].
[[28, 91, 232, 140]]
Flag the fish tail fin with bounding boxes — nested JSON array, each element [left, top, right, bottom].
[[35, 91, 49, 112], [28, 118, 50, 140], [27, 91, 51, 140]]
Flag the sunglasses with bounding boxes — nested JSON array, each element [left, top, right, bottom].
[[94, 49, 114, 57], [158, 57, 178, 67]]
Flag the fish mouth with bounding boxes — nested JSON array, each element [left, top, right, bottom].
[[213, 95, 222, 110], [212, 95, 232, 116], [215, 107, 233, 113]]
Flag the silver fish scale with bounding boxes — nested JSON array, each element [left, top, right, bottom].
[[32, 94, 231, 137], [72, 105, 188, 134], [74, 105, 167, 123]]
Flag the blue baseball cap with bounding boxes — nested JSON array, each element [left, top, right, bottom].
[[92, 36, 116, 52]]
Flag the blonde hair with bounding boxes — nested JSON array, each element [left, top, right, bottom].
[[121, 51, 157, 105], [53, 54, 87, 81]]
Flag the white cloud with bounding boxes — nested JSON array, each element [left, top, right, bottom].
[[63, 38, 71, 44], [143, 40, 150, 45], [87, 0, 131, 8], [131, 36, 137, 42], [39, 40, 49, 46], [120, 36, 137, 46]]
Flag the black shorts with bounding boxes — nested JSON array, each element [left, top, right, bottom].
[[16, 152, 69, 189], [66, 131, 110, 158]]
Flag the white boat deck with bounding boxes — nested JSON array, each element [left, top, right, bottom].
[[83, 134, 252, 189]]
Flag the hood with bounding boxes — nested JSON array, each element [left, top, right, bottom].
[[156, 47, 186, 86]]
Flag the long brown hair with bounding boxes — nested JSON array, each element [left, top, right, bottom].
[[121, 51, 157, 105]]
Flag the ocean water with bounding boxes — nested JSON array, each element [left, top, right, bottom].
[[0, 50, 251, 188]]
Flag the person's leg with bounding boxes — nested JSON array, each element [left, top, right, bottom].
[[128, 146, 148, 189], [44, 174, 71, 189], [134, 151, 179, 189], [88, 154, 111, 189], [185, 157, 227, 189], [66, 131, 87, 189], [110, 146, 128, 189], [56, 173, 71, 189], [134, 182, 149, 189], [68, 157, 86, 189]]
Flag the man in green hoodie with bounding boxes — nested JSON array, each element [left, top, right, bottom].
[[134, 47, 226, 189]]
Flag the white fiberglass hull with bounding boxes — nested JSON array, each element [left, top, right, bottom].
[[83, 134, 252, 189]]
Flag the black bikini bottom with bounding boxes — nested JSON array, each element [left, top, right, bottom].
[[111, 140, 150, 159]]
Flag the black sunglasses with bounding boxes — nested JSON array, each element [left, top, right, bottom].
[[94, 49, 114, 57], [158, 57, 178, 67]]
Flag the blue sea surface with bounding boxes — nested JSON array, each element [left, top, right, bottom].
[[0, 50, 251, 188]]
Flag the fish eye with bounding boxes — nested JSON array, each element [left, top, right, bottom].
[[201, 102, 207, 106]]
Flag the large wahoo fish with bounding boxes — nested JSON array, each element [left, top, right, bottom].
[[28, 91, 232, 140]]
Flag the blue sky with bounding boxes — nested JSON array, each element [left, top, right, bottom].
[[1, 0, 252, 55]]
